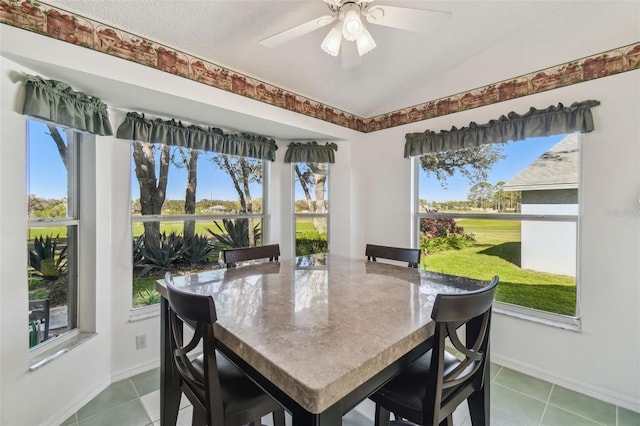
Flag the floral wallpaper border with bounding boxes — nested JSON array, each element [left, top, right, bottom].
[[2, 0, 639, 133]]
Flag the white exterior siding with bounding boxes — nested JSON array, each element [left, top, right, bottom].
[[521, 203, 578, 276]]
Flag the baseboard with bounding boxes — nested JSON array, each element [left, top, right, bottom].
[[111, 358, 160, 382], [492, 353, 640, 413], [43, 380, 109, 426], [42, 360, 160, 426]]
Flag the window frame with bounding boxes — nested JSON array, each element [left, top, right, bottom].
[[292, 162, 330, 257], [27, 120, 97, 362], [129, 143, 269, 309], [412, 136, 582, 330]]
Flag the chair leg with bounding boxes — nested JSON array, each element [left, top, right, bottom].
[[272, 408, 286, 426], [192, 407, 206, 426], [375, 404, 391, 426], [439, 415, 454, 426], [468, 388, 489, 426]]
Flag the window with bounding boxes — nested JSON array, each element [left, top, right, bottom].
[[293, 162, 329, 256], [131, 142, 266, 307], [416, 133, 579, 325], [27, 120, 80, 348]]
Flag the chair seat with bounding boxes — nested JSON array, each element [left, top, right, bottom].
[[193, 352, 282, 424], [370, 351, 462, 420]]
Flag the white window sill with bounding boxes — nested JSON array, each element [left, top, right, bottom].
[[493, 301, 581, 332], [129, 303, 160, 322], [29, 331, 97, 371]]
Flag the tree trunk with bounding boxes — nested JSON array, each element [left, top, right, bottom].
[[46, 125, 68, 171], [240, 158, 256, 246], [132, 141, 171, 244], [183, 149, 199, 241], [294, 164, 315, 212], [223, 156, 247, 212], [308, 163, 328, 233]]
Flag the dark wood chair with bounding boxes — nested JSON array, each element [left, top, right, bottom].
[[370, 276, 499, 426], [366, 244, 421, 268], [223, 244, 280, 268], [164, 273, 286, 426]]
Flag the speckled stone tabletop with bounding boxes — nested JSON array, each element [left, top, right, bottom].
[[158, 254, 487, 414]]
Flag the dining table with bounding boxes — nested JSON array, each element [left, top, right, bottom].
[[156, 253, 492, 426]]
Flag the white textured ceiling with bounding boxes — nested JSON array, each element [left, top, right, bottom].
[[45, 0, 639, 118]]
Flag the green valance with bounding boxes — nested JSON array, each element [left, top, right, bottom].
[[21, 74, 113, 135], [404, 100, 600, 157], [116, 112, 277, 161], [284, 142, 338, 163], [224, 133, 278, 162]]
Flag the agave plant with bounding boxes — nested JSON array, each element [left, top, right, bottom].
[[29, 235, 68, 279], [134, 232, 186, 277], [132, 234, 145, 266], [206, 218, 262, 249], [182, 234, 215, 266]]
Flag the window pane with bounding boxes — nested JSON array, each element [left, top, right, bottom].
[[130, 141, 266, 307], [294, 162, 329, 213], [131, 144, 264, 216], [27, 120, 79, 348], [417, 133, 579, 318], [419, 217, 576, 316], [28, 121, 73, 219], [418, 134, 577, 215], [296, 217, 327, 256]]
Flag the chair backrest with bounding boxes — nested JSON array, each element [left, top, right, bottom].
[[365, 244, 421, 268], [424, 276, 499, 424], [164, 272, 225, 425], [223, 243, 280, 268]]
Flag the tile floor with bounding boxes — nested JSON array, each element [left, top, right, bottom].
[[61, 364, 640, 426]]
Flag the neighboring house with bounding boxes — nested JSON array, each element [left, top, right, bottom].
[[503, 133, 578, 276], [209, 205, 229, 213]]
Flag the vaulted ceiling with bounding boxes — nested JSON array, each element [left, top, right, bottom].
[[44, 0, 639, 122]]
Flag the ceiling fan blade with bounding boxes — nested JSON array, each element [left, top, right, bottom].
[[260, 15, 336, 48], [364, 6, 451, 34], [341, 41, 362, 69]]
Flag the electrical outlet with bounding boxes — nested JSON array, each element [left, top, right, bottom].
[[136, 334, 147, 350]]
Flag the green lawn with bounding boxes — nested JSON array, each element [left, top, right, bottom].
[[295, 217, 317, 233], [423, 218, 576, 316], [132, 220, 258, 237]]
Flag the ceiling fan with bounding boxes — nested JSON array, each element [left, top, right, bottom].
[[260, 0, 451, 68]]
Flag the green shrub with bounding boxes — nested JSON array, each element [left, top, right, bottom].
[[421, 234, 476, 255], [420, 217, 465, 238], [135, 289, 161, 306], [296, 231, 328, 256], [47, 276, 68, 306]]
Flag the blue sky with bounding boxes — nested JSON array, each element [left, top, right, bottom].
[[28, 120, 69, 199], [28, 120, 568, 203], [28, 120, 250, 201], [129, 151, 257, 201]]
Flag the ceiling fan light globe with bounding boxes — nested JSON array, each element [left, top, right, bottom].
[[321, 26, 343, 56], [342, 9, 363, 41], [356, 28, 376, 56]]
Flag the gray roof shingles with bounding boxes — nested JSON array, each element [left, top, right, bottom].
[[503, 133, 578, 191]]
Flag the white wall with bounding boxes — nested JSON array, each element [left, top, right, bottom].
[[356, 71, 640, 411], [0, 57, 114, 426], [2, 17, 639, 426], [0, 25, 358, 426]]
